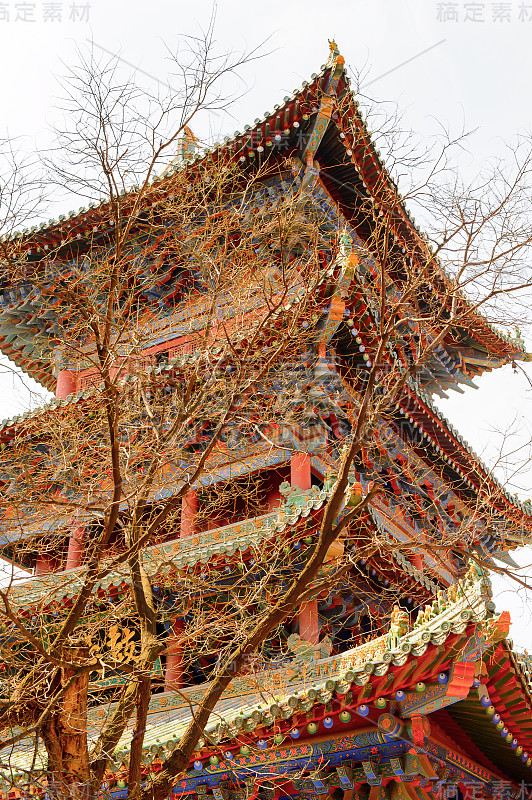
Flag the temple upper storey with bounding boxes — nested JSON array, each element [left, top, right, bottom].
[[0, 53, 527, 398]]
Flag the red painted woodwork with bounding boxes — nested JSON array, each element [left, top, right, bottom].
[[299, 599, 319, 645], [266, 486, 282, 510], [411, 553, 423, 570], [66, 526, 85, 570], [165, 618, 184, 691], [55, 369, 77, 399], [291, 452, 311, 490], [180, 490, 198, 538], [35, 553, 57, 576], [291, 452, 316, 643]]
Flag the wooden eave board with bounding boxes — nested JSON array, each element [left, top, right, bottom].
[[445, 694, 532, 783]]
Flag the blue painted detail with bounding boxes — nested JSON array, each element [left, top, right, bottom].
[[108, 740, 411, 797]]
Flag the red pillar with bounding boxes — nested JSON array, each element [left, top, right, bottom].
[[35, 554, 56, 576], [291, 452, 317, 642], [165, 619, 184, 691], [66, 526, 85, 570], [411, 553, 423, 570], [291, 452, 311, 490], [299, 599, 319, 645], [55, 369, 77, 400], [180, 490, 198, 538]]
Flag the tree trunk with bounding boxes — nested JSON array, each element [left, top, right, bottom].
[[128, 674, 152, 798], [41, 650, 90, 800]]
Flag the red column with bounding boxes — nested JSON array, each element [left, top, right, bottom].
[[35, 554, 56, 576], [66, 526, 85, 570], [180, 490, 198, 538], [291, 452, 311, 490], [55, 369, 77, 400], [299, 599, 319, 645], [291, 452, 317, 641], [411, 553, 423, 571], [165, 619, 184, 691]]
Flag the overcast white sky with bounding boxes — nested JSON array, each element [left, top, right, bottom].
[[1, 0, 532, 646]]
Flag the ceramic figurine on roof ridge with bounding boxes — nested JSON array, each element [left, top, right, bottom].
[[387, 604, 409, 650], [327, 39, 340, 65]]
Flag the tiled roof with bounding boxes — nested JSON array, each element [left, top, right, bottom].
[[1, 48, 526, 391]]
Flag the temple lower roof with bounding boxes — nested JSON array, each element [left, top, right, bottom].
[[2, 565, 523, 793]]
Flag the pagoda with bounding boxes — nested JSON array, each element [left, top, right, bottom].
[[1, 41, 532, 800]]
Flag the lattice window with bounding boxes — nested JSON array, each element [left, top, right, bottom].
[[78, 371, 102, 390], [167, 336, 200, 360]]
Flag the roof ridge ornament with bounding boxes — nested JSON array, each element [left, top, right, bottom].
[[161, 126, 199, 176], [301, 45, 345, 168], [327, 39, 340, 67]]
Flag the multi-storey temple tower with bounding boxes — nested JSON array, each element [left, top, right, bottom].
[[1, 42, 532, 800]]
